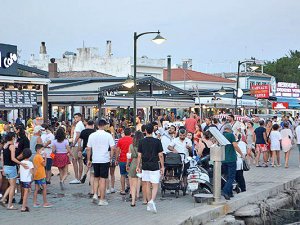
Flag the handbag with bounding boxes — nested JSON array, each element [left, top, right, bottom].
[[242, 158, 250, 171]]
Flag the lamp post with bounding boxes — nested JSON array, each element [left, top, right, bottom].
[[133, 31, 166, 127], [235, 59, 258, 115]]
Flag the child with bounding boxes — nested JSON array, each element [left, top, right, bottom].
[[20, 148, 34, 212], [270, 124, 282, 167], [33, 144, 52, 208]]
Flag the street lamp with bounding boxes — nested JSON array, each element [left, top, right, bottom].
[[123, 75, 134, 88], [133, 30, 166, 127], [235, 59, 258, 115]]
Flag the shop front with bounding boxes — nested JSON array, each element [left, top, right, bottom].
[[0, 43, 50, 124]]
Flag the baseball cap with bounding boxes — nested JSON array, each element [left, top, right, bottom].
[[33, 125, 43, 134]]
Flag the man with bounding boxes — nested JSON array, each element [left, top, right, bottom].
[[184, 112, 197, 133], [157, 120, 176, 155], [15, 114, 23, 126], [203, 117, 218, 132], [70, 113, 85, 184], [41, 124, 55, 184], [254, 120, 268, 167], [222, 124, 244, 200], [253, 115, 260, 129], [227, 114, 240, 137], [116, 127, 133, 195], [168, 128, 192, 190], [87, 119, 115, 206], [136, 124, 164, 213], [78, 120, 95, 184], [152, 121, 160, 139]]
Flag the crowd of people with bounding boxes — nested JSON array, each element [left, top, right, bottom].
[[0, 111, 299, 212]]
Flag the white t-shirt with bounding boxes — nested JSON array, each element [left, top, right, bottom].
[[158, 127, 174, 154], [295, 125, 300, 144], [169, 137, 192, 163], [269, 130, 282, 150], [41, 132, 55, 158], [236, 141, 247, 170], [20, 160, 34, 182], [74, 121, 85, 147], [87, 130, 115, 163]]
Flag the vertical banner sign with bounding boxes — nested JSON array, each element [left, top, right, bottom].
[[0, 43, 18, 76]]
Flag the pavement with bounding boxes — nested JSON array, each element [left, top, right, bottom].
[[0, 149, 299, 225]]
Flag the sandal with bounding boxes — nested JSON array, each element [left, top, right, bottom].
[[43, 203, 53, 208], [142, 202, 148, 205], [7, 205, 18, 210], [0, 201, 6, 207], [21, 207, 30, 212], [130, 203, 136, 207], [120, 192, 126, 195], [33, 204, 41, 208]]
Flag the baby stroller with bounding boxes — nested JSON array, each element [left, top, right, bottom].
[[161, 152, 185, 198]]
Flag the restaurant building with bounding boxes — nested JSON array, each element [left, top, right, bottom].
[[0, 43, 50, 123]]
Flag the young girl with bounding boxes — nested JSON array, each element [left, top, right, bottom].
[[20, 148, 34, 212], [33, 144, 52, 208], [269, 124, 282, 167]]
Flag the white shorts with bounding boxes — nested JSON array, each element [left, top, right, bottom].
[[142, 170, 160, 184]]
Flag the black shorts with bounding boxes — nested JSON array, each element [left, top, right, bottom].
[[93, 163, 110, 178]]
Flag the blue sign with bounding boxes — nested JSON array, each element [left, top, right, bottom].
[[0, 43, 18, 76]]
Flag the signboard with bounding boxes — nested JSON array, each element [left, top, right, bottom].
[[250, 84, 270, 99], [276, 82, 300, 98], [0, 90, 37, 108], [0, 43, 18, 76], [272, 102, 289, 110]]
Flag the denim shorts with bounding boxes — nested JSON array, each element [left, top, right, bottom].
[[22, 182, 32, 189], [3, 165, 18, 179], [119, 162, 128, 176], [45, 158, 53, 171], [35, 178, 46, 185]]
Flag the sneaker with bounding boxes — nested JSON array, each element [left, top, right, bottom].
[[106, 189, 111, 194], [92, 196, 98, 204], [69, 179, 81, 184], [152, 201, 157, 214], [110, 188, 116, 193], [147, 200, 155, 212], [98, 200, 108, 206]]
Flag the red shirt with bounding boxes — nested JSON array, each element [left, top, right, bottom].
[[117, 136, 133, 163], [185, 118, 197, 133]]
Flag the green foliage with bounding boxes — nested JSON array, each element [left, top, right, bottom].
[[264, 50, 300, 84]]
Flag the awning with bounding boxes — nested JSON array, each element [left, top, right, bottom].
[[0, 75, 51, 85], [275, 97, 300, 109], [195, 96, 262, 107]]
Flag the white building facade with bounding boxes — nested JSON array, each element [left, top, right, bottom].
[[28, 41, 165, 80]]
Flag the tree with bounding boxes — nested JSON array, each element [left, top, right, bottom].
[[264, 50, 300, 84]]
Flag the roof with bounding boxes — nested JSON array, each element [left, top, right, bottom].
[[57, 70, 113, 78], [214, 72, 273, 78], [163, 68, 235, 83]]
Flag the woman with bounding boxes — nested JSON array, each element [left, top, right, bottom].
[[30, 126, 43, 160], [126, 131, 144, 207], [52, 127, 73, 190], [187, 132, 196, 157], [280, 122, 293, 168], [269, 124, 282, 167], [246, 122, 255, 163], [265, 120, 273, 161], [0, 132, 28, 210], [193, 124, 203, 144], [197, 131, 213, 158]]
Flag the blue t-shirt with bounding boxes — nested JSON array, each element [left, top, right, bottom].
[[254, 126, 266, 144]]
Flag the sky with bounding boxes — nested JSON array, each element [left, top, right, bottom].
[[1, 0, 300, 73]]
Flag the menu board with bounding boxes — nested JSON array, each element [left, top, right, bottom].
[[0, 90, 37, 108]]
